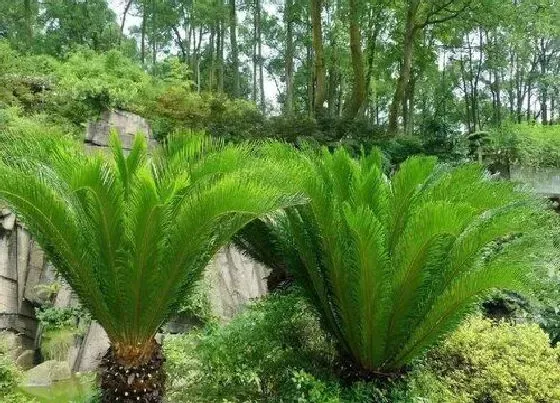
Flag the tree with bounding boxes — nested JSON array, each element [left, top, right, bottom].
[[310, 0, 326, 116], [388, 0, 471, 134], [343, 0, 366, 119], [0, 130, 302, 401], [284, 0, 295, 115], [230, 0, 240, 97], [235, 147, 545, 374]]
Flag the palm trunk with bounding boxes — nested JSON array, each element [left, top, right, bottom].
[[100, 340, 165, 403]]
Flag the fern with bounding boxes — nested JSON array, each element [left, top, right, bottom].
[[235, 146, 549, 374]]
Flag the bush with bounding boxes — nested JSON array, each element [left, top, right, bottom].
[[0, 333, 37, 402], [409, 316, 560, 402], [164, 290, 338, 402], [488, 123, 560, 167]]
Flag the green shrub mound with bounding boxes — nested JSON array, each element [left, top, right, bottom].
[[410, 316, 560, 403], [164, 294, 560, 403], [488, 123, 560, 167]]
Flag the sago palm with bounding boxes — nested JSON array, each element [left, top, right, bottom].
[[235, 146, 546, 375], [0, 129, 303, 402]]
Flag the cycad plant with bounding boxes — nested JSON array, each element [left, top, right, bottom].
[[0, 129, 302, 402], [235, 147, 546, 375]]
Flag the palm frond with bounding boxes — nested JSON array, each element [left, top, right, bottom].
[[235, 146, 548, 373]]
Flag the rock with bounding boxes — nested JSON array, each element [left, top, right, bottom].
[[207, 245, 270, 320], [16, 349, 35, 370], [1, 213, 15, 231], [23, 360, 71, 387], [74, 321, 109, 372], [85, 110, 155, 150]]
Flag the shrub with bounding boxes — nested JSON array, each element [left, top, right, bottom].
[[408, 316, 560, 403], [0, 333, 37, 402], [164, 290, 338, 402], [487, 123, 560, 167]]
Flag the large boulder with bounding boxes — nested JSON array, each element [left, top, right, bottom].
[[23, 360, 72, 387]]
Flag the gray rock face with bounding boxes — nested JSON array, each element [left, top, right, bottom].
[[0, 109, 272, 374], [85, 109, 156, 152], [23, 360, 72, 387], [207, 246, 270, 320], [16, 349, 35, 370]]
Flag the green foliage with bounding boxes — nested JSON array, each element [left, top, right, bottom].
[[35, 306, 89, 332], [0, 334, 37, 403], [35, 306, 91, 361], [488, 123, 560, 167], [164, 290, 337, 402], [0, 128, 303, 362], [408, 316, 560, 402], [235, 147, 547, 373], [176, 279, 215, 326], [138, 86, 264, 140]]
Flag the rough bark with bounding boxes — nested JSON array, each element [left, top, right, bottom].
[[99, 341, 165, 403], [310, 0, 326, 116], [230, 0, 240, 98], [343, 0, 366, 119], [257, 0, 265, 113], [388, 0, 419, 134], [284, 0, 295, 115]]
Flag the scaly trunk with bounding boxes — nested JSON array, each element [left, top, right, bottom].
[[310, 0, 326, 117], [100, 340, 165, 403]]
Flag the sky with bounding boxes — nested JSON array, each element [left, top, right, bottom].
[[108, 0, 280, 112]]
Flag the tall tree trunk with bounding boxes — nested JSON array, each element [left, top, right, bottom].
[[252, 0, 258, 103], [141, 2, 147, 65], [343, 0, 366, 119], [23, 0, 33, 47], [119, 0, 134, 42], [284, 0, 295, 115], [209, 25, 215, 91], [306, 33, 314, 117], [218, 19, 225, 92], [539, 38, 548, 125], [230, 0, 240, 97], [388, 0, 419, 134], [151, 0, 157, 72], [257, 0, 265, 113], [310, 0, 326, 117]]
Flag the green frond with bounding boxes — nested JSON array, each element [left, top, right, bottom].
[[235, 146, 547, 374], [0, 128, 305, 361]]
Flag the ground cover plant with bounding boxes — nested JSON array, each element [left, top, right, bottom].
[[0, 129, 302, 402]]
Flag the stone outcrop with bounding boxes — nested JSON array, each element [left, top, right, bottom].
[[23, 360, 72, 387], [85, 109, 156, 153], [0, 109, 271, 373]]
